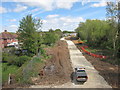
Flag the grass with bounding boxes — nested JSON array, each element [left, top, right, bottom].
[[85, 48, 97, 53], [0, 63, 2, 85], [84, 47, 113, 56], [2, 63, 19, 84]]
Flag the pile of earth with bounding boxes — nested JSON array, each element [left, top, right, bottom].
[[33, 41, 73, 85]]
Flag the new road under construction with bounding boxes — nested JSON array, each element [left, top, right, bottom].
[[31, 38, 116, 88]]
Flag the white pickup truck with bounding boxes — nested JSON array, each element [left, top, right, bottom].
[[75, 67, 88, 82]]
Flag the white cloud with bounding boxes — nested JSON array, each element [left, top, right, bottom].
[[0, 6, 7, 13], [2, 0, 79, 11], [42, 15, 85, 31], [0, 4, 27, 14], [22, 8, 41, 15], [55, 0, 79, 9], [46, 14, 59, 18], [91, 2, 107, 7], [13, 4, 28, 12], [10, 25, 18, 28], [32, 10, 45, 17], [59, 17, 84, 23], [8, 19, 17, 22], [43, 20, 47, 23], [2, 24, 18, 32]]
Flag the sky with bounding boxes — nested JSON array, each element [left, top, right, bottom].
[[0, 0, 117, 32]]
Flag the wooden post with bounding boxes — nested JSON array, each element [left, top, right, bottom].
[[8, 73, 11, 85]]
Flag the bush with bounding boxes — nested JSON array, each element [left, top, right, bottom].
[[33, 57, 43, 63], [43, 32, 59, 46], [5, 55, 31, 67], [2, 53, 9, 62], [16, 56, 31, 67], [40, 48, 46, 55], [15, 56, 44, 84], [7, 55, 18, 65]]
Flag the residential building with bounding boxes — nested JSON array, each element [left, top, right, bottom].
[[0, 30, 18, 48]]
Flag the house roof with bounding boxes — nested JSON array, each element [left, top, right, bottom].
[[0, 30, 18, 39]]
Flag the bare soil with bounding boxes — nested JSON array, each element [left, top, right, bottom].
[[34, 40, 73, 85], [72, 39, 119, 88]]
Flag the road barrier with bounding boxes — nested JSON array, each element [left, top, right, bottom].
[[80, 46, 107, 59]]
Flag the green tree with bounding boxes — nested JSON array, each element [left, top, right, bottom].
[[49, 29, 54, 32], [75, 20, 110, 47], [55, 29, 63, 38], [17, 14, 42, 56], [106, 2, 119, 56], [43, 32, 59, 46]]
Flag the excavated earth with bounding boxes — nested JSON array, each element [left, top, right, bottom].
[[34, 40, 73, 85]]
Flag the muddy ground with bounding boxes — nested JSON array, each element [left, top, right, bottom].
[[34, 40, 73, 85], [72, 39, 119, 88], [83, 54, 119, 88]]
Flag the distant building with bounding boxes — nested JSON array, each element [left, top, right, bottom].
[[0, 30, 18, 48], [69, 33, 77, 37], [63, 33, 77, 37]]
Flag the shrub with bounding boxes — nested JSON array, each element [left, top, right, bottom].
[[15, 56, 44, 84], [2, 53, 9, 62], [16, 56, 31, 67], [40, 48, 45, 55], [7, 55, 18, 65], [43, 32, 59, 46], [5, 55, 31, 67]]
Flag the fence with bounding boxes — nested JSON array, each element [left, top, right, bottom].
[[80, 46, 107, 59]]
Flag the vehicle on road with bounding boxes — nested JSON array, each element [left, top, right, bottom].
[[75, 67, 88, 82]]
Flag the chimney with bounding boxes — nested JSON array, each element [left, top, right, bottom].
[[4, 30, 7, 32]]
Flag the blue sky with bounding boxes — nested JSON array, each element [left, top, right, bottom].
[[0, 0, 112, 32]]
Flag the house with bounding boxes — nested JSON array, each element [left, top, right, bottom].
[[0, 30, 18, 48]]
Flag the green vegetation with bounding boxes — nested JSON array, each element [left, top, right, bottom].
[[17, 15, 62, 56], [2, 15, 62, 85], [2, 52, 31, 67], [15, 56, 31, 67], [42, 29, 62, 46], [17, 14, 42, 56], [2, 52, 31, 84], [75, 20, 110, 48], [63, 31, 75, 34], [43, 32, 59, 46], [0, 63, 2, 85], [15, 56, 44, 84], [75, 2, 119, 64], [106, 2, 119, 57], [2, 63, 19, 84]]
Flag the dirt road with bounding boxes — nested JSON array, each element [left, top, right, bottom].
[[31, 38, 112, 88]]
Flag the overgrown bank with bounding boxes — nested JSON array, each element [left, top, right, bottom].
[[2, 40, 73, 88]]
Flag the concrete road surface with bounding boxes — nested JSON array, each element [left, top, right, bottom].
[[30, 38, 112, 88]]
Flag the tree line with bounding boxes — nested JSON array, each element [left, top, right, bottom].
[[75, 2, 119, 58]]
